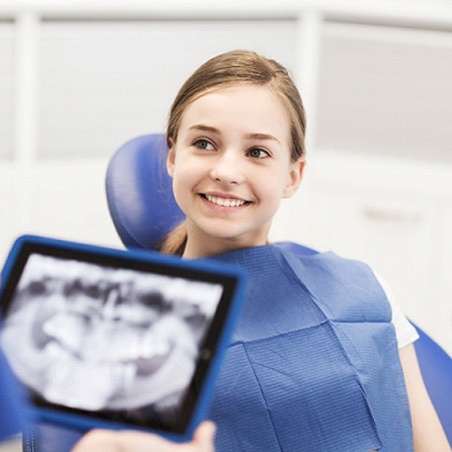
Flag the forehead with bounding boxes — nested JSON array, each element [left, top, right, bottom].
[[178, 85, 291, 141]]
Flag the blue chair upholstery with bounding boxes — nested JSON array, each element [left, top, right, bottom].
[[106, 134, 185, 251], [106, 134, 452, 444], [0, 341, 27, 443], [411, 324, 452, 445]]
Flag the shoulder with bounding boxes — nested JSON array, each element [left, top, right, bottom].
[[373, 273, 419, 349], [274, 246, 392, 322], [276, 245, 419, 348]]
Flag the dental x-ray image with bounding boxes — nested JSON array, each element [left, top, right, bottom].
[[0, 253, 223, 428]]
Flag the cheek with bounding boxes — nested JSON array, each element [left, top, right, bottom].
[[171, 162, 197, 188], [266, 168, 293, 197], [171, 169, 187, 199], [171, 154, 211, 186], [256, 177, 286, 213], [171, 164, 200, 208]]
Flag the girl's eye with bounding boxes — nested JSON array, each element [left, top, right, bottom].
[[194, 139, 214, 151], [248, 148, 270, 159]]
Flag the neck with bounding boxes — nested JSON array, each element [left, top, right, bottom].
[[182, 238, 250, 259], [182, 227, 269, 259], [182, 219, 271, 259]]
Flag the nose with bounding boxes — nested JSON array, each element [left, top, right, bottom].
[[209, 149, 244, 185]]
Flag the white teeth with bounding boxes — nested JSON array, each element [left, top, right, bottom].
[[205, 195, 246, 207]]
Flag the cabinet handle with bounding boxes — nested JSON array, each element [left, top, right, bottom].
[[361, 207, 423, 225]]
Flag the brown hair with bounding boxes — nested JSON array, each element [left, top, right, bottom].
[[161, 50, 307, 255]]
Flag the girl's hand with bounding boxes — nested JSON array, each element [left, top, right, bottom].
[[71, 421, 216, 452]]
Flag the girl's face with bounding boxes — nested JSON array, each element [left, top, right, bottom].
[[167, 85, 304, 258]]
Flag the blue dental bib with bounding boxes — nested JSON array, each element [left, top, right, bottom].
[[207, 245, 413, 452]]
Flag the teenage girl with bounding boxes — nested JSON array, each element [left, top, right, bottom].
[[80, 50, 450, 451]]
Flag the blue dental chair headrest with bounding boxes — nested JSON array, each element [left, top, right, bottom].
[[105, 134, 185, 251]]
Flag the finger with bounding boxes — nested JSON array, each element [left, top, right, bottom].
[[193, 421, 217, 451]]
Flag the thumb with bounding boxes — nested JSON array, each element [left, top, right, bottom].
[[192, 421, 216, 451]]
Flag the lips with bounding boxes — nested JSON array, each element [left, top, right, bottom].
[[202, 194, 249, 208]]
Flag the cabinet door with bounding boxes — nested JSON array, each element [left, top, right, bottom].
[[28, 161, 122, 249], [315, 22, 452, 164]]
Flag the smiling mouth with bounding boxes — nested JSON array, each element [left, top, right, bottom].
[[202, 194, 249, 208]]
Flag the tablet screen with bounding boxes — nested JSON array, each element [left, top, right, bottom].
[[0, 236, 244, 438]]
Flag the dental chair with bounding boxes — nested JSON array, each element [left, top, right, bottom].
[[106, 134, 452, 445], [0, 342, 27, 447]]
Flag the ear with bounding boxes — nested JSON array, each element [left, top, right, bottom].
[[166, 140, 176, 177], [283, 158, 305, 198]]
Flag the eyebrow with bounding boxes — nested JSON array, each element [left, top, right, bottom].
[[188, 125, 281, 144], [188, 124, 219, 134], [247, 133, 281, 144]]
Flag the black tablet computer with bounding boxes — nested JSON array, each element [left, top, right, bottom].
[[0, 235, 246, 442]]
